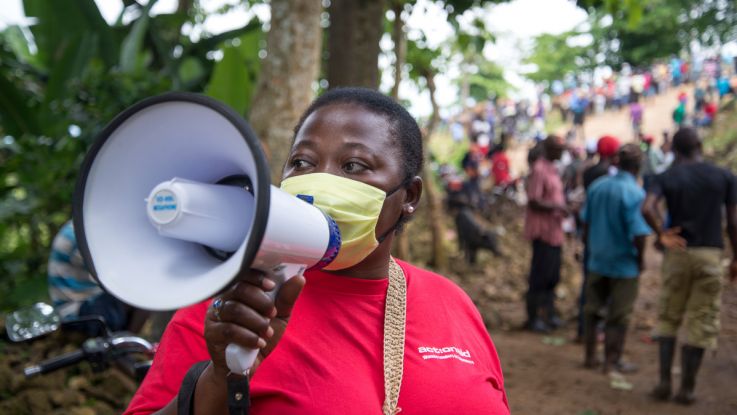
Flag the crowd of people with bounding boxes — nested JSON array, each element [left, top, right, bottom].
[[440, 54, 736, 209], [524, 127, 737, 405], [430, 53, 737, 406]]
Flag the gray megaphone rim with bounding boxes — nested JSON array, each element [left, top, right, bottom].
[[72, 92, 271, 299]]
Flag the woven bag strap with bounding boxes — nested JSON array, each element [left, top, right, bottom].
[[382, 257, 407, 415]]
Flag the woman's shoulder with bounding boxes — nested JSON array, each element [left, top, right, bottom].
[[396, 259, 476, 307]]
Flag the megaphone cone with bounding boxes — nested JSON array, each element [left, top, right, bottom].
[[73, 93, 340, 374]]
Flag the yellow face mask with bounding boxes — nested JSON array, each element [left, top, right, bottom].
[[280, 172, 395, 271]]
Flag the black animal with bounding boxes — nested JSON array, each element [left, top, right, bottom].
[[455, 207, 502, 264]]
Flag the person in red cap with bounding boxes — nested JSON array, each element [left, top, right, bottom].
[[575, 135, 620, 342], [583, 135, 620, 190]]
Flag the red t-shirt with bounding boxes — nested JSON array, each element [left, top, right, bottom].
[[125, 260, 509, 414], [491, 151, 511, 186], [704, 102, 717, 118]]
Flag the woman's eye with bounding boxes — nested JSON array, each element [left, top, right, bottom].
[[291, 159, 313, 170], [343, 161, 367, 173]]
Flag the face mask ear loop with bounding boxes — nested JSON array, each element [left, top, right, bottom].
[[376, 177, 413, 244], [376, 214, 404, 244]]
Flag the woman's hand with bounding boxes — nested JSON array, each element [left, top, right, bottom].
[[203, 269, 306, 379]]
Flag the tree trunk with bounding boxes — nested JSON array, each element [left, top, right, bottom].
[[422, 72, 447, 271], [327, 0, 385, 89], [390, 2, 411, 261], [177, 0, 192, 13], [390, 2, 405, 99], [249, 0, 323, 183]]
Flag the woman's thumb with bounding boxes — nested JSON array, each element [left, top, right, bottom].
[[274, 275, 306, 319]]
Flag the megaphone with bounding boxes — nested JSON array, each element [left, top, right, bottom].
[[72, 93, 341, 374]]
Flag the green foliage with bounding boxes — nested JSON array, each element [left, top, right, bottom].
[[205, 30, 262, 115], [468, 61, 509, 100], [524, 30, 590, 84], [120, 0, 157, 73], [406, 37, 442, 81], [0, 1, 262, 310], [579, 0, 737, 68]]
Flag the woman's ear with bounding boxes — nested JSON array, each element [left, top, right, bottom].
[[403, 176, 423, 216]]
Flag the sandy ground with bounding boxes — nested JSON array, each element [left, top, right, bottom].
[[507, 86, 692, 178], [489, 86, 737, 415], [490, 243, 737, 415]]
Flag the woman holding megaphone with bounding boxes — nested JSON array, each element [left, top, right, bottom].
[[125, 88, 509, 415]]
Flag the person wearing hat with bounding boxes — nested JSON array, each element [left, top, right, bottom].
[[575, 135, 621, 341], [580, 144, 651, 372], [582, 135, 620, 191]]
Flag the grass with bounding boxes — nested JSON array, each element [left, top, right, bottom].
[[703, 97, 737, 169]]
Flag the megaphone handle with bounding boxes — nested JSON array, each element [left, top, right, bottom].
[[225, 263, 307, 375]]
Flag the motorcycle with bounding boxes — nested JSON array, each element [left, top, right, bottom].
[[5, 302, 155, 382]]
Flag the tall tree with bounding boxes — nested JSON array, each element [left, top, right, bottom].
[[249, 0, 323, 182], [390, 1, 407, 99], [389, 1, 412, 260], [406, 38, 448, 271], [327, 0, 385, 89]]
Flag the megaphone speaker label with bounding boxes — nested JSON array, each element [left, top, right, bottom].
[[149, 190, 179, 224]]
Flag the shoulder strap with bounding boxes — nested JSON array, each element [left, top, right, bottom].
[[383, 257, 407, 415], [177, 360, 210, 415]]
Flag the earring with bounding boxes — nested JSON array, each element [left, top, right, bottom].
[[407, 206, 415, 213]]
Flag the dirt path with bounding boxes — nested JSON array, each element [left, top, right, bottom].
[[490, 86, 737, 415], [507, 86, 691, 178], [490, 245, 737, 415]]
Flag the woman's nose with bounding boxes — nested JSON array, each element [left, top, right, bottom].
[[315, 161, 343, 177]]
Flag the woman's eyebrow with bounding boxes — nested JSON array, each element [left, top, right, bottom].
[[341, 141, 376, 154], [292, 139, 318, 150]]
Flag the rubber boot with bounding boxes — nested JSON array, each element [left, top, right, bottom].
[[603, 326, 636, 373], [583, 315, 599, 369], [612, 326, 638, 374], [650, 337, 676, 401], [674, 345, 705, 405], [525, 292, 549, 333], [603, 326, 618, 373], [544, 291, 564, 329]]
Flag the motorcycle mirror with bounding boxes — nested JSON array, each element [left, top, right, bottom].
[[5, 302, 61, 342]]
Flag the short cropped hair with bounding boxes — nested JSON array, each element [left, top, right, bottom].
[[672, 127, 701, 157], [618, 143, 643, 172], [294, 87, 423, 185]]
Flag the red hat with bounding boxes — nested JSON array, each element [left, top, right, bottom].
[[597, 135, 620, 157], [642, 134, 655, 144]]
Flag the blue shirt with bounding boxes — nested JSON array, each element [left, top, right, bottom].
[[48, 220, 102, 318], [581, 172, 652, 278]]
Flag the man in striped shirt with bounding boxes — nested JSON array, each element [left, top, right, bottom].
[[48, 220, 145, 333]]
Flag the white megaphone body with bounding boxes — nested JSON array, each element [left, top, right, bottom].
[[72, 93, 341, 375]]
